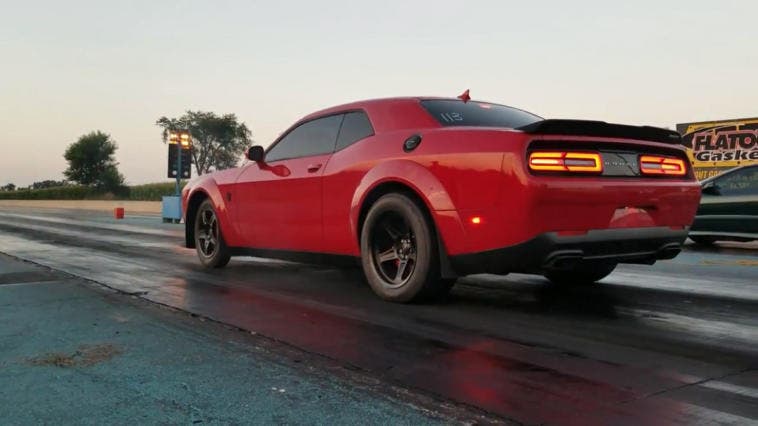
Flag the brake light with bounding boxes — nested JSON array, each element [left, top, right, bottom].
[[639, 155, 686, 176], [528, 152, 603, 173]]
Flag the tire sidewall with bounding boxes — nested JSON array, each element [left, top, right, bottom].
[[360, 194, 436, 302]]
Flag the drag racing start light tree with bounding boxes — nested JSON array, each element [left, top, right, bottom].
[[167, 130, 192, 196]]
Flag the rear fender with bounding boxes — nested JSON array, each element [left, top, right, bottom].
[[350, 160, 465, 258]]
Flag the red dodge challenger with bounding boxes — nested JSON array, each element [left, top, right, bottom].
[[182, 96, 701, 302]]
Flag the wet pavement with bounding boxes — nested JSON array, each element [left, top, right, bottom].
[[0, 254, 468, 425], [0, 206, 756, 425]]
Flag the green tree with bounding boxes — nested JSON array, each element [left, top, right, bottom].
[[1, 183, 15, 191], [63, 131, 125, 191], [156, 111, 252, 175]]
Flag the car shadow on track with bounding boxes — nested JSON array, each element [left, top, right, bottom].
[[449, 277, 621, 318], [183, 258, 623, 321]]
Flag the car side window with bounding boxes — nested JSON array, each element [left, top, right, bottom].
[[715, 167, 758, 196], [266, 114, 344, 162], [336, 111, 374, 151]]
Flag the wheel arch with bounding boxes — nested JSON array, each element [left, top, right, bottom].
[[357, 182, 429, 242], [185, 189, 209, 248], [352, 164, 458, 279], [351, 160, 456, 245]]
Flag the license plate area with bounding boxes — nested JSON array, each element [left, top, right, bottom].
[[600, 150, 641, 177]]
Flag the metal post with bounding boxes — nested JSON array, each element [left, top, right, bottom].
[[175, 136, 182, 196]]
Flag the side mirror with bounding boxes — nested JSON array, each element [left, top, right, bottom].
[[246, 145, 265, 162], [701, 181, 720, 195]]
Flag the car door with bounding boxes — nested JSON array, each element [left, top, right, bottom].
[[234, 114, 344, 252], [321, 111, 376, 255], [696, 165, 758, 236]]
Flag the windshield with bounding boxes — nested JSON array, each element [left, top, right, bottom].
[[420, 99, 542, 128]]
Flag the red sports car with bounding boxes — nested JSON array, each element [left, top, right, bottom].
[[182, 96, 701, 302]]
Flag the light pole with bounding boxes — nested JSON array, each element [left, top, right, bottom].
[[164, 130, 191, 223], [168, 130, 191, 195]]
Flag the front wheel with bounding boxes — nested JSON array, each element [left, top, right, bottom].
[[360, 193, 450, 303], [544, 261, 617, 286], [194, 200, 231, 268]]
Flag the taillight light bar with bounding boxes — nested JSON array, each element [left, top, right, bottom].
[[528, 152, 603, 173], [639, 155, 687, 176]]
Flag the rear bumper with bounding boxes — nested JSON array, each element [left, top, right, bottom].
[[449, 226, 688, 275]]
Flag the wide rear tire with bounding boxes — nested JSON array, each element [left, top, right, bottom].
[[194, 200, 231, 268], [544, 261, 617, 286], [360, 193, 450, 303], [689, 235, 716, 245]]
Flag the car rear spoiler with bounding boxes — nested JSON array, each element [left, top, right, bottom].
[[517, 119, 682, 144]]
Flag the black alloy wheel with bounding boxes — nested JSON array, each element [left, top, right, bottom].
[[194, 200, 231, 268], [360, 193, 451, 303], [371, 211, 418, 288]]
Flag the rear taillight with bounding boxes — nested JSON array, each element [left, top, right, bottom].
[[528, 152, 603, 173], [639, 155, 686, 176]]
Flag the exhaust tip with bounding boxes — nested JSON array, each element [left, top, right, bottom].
[[543, 250, 584, 270], [657, 243, 682, 260]]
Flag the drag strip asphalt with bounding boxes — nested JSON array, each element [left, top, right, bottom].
[[0, 207, 756, 425], [0, 254, 476, 425]]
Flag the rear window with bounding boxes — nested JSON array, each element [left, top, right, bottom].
[[336, 111, 373, 151], [420, 100, 542, 128]]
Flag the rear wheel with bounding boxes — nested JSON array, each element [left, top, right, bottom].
[[360, 193, 450, 303], [689, 235, 716, 245], [194, 200, 231, 268], [544, 261, 617, 286]]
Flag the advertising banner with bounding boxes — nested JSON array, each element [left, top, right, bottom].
[[677, 118, 758, 180]]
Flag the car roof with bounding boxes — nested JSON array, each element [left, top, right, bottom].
[[300, 96, 450, 121], [297, 96, 537, 133], [296, 97, 447, 133]]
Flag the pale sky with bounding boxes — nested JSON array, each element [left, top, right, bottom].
[[1, 0, 756, 186]]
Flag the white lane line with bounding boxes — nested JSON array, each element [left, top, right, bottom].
[[701, 381, 758, 399], [0, 221, 179, 249], [608, 270, 758, 302], [669, 249, 758, 265], [0, 279, 78, 288], [0, 212, 181, 237], [486, 270, 758, 302], [619, 307, 758, 350], [673, 401, 758, 425]]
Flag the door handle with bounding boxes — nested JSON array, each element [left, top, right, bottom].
[[307, 163, 322, 173]]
